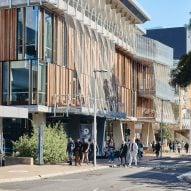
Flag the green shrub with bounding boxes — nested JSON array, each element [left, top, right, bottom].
[[13, 123, 68, 164]]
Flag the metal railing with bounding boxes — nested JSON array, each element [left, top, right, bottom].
[[52, 94, 125, 117]]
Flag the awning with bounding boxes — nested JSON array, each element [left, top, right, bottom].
[[0, 106, 28, 119]]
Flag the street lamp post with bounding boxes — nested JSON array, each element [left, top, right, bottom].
[[93, 69, 107, 167], [160, 99, 164, 158], [189, 113, 191, 154]]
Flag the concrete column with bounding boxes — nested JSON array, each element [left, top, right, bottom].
[[141, 122, 155, 146], [127, 122, 135, 141], [113, 120, 123, 150], [32, 113, 46, 128], [148, 124, 155, 145]]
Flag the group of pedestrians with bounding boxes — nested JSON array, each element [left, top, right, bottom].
[[151, 140, 190, 157], [66, 138, 95, 166], [105, 138, 144, 167]]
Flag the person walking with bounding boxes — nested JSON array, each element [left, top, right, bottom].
[[177, 142, 181, 154], [66, 137, 74, 165], [137, 140, 144, 160], [128, 138, 138, 167], [184, 142, 189, 153], [73, 139, 82, 166], [108, 138, 115, 163], [155, 141, 161, 157], [81, 138, 89, 164], [119, 141, 128, 166]]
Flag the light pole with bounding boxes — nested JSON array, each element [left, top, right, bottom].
[[189, 117, 191, 154], [93, 69, 107, 167], [160, 99, 170, 158]]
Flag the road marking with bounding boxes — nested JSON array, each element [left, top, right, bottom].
[[8, 170, 28, 173], [47, 178, 81, 182]]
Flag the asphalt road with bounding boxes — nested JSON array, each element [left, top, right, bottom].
[[0, 157, 191, 191]]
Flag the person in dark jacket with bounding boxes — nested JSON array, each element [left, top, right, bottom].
[[66, 137, 74, 165], [119, 141, 128, 166], [184, 142, 189, 153], [155, 141, 161, 158], [73, 139, 82, 166]]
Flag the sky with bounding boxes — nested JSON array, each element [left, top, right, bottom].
[[138, 0, 191, 30]]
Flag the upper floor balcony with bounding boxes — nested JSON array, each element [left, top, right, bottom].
[[0, 0, 173, 67], [135, 34, 173, 67]]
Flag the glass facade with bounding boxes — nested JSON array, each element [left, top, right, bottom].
[[17, 6, 38, 60], [2, 60, 46, 105], [2, 6, 68, 106], [44, 10, 53, 63], [38, 62, 47, 105], [10, 61, 29, 105], [25, 6, 38, 59]]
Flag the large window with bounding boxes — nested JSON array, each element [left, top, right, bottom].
[[17, 6, 38, 60], [2, 62, 9, 104], [2, 60, 46, 106], [38, 62, 46, 105], [17, 8, 24, 59], [44, 10, 53, 63], [25, 6, 38, 59], [31, 60, 38, 104], [10, 61, 30, 105], [63, 18, 68, 66]]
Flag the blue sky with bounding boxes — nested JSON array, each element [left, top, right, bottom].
[[138, 0, 191, 29]]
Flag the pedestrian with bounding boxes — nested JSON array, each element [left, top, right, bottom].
[[155, 141, 161, 158], [108, 138, 115, 163], [128, 138, 138, 167], [152, 141, 155, 153], [66, 137, 74, 165], [172, 142, 176, 152], [184, 142, 189, 153], [137, 140, 144, 160], [81, 138, 89, 164], [177, 142, 181, 154], [73, 138, 82, 166], [88, 139, 98, 163], [169, 141, 173, 152], [119, 141, 128, 166]]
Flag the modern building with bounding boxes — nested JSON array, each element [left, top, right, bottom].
[[146, 27, 191, 140], [0, 0, 175, 155]]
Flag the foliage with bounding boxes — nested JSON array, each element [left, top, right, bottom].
[[170, 51, 191, 87], [161, 125, 173, 142], [13, 123, 68, 164]]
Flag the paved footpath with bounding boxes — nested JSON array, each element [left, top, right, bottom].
[[0, 152, 189, 184]]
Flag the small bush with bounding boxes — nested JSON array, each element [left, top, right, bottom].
[[13, 123, 68, 164]]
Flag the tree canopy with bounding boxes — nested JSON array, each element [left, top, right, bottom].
[[170, 51, 191, 88]]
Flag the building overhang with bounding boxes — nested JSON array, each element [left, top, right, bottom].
[[0, 106, 28, 119], [106, 0, 150, 24], [137, 117, 156, 123], [18, 105, 51, 113]]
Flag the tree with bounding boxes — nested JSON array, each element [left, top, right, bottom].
[[161, 125, 173, 142], [170, 51, 191, 88]]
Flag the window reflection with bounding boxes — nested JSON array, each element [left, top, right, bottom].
[[17, 6, 38, 60], [38, 62, 46, 105], [25, 6, 38, 59], [10, 61, 29, 105], [44, 11, 53, 63], [2, 62, 9, 105], [2, 60, 46, 106]]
